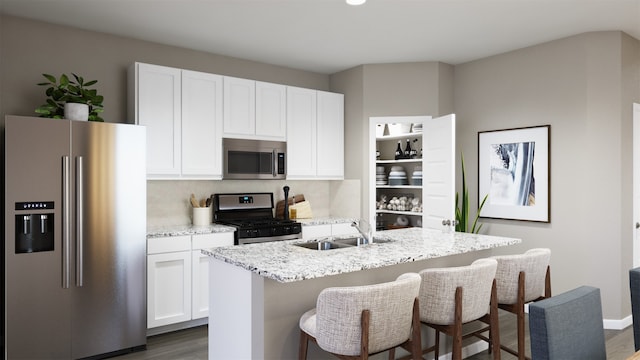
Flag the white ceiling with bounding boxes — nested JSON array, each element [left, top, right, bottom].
[[2, 0, 640, 74]]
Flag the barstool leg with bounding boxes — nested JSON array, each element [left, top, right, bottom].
[[298, 330, 309, 360]]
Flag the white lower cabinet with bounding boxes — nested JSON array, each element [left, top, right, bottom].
[[147, 236, 192, 329], [147, 232, 234, 329]]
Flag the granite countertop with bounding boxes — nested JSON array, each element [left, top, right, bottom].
[[297, 217, 359, 226], [147, 224, 236, 238], [146, 217, 356, 238], [203, 227, 521, 283]]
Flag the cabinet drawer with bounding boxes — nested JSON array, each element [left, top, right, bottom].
[[147, 235, 191, 254], [192, 233, 234, 250]]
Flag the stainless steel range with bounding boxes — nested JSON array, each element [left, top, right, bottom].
[[213, 192, 302, 245]]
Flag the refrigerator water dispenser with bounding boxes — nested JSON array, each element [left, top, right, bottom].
[[15, 213, 54, 253]]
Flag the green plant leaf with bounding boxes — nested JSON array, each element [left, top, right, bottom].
[[42, 73, 57, 83], [455, 152, 487, 234]]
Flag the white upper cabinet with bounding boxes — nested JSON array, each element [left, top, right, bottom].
[[129, 62, 223, 179], [255, 81, 287, 139], [182, 70, 223, 177], [286, 86, 317, 178], [287, 87, 345, 180], [130, 62, 182, 176], [223, 76, 255, 137], [316, 91, 344, 179], [223, 77, 286, 141]]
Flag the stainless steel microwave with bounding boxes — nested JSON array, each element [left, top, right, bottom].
[[223, 138, 286, 180]]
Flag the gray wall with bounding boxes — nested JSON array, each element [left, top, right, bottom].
[[0, 15, 350, 227], [2, 14, 640, 322], [454, 31, 640, 320], [0, 15, 329, 123], [331, 62, 454, 225]]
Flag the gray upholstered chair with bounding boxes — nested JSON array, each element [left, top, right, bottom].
[[528, 285, 605, 360], [298, 272, 422, 360], [417, 258, 500, 360], [630, 267, 640, 351], [488, 248, 551, 360]]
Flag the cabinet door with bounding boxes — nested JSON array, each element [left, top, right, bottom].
[[422, 114, 456, 229], [256, 81, 286, 140], [223, 76, 255, 137], [147, 251, 192, 328], [135, 63, 181, 176], [316, 91, 344, 179], [286, 86, 317, 178], [191, 233, 234, 320], [182, 70, 223, 178]]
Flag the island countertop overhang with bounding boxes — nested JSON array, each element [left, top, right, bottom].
[[202, 227, 521, 283]]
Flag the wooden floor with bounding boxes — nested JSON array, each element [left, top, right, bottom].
[[110, 313, 637, 360]]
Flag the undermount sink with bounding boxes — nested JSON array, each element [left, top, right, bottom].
[[295, 240, 354, 250], [295, 236, 389, 251]]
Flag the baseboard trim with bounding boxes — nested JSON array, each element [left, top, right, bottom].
[[604, 315, 632, 330]]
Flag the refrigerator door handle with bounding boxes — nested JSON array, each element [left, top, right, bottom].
[[62, 156, 71, 289], [76, 156, 84, 287]]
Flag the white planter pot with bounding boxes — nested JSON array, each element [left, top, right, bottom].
[[64, 103, 89, 121]]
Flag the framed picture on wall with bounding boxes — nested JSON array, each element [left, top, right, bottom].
[[478, 125, 550, 222]]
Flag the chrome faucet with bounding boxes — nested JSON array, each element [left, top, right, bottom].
[[351, 220, 372, 245]]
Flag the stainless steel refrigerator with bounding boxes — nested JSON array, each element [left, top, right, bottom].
[[4, 115, 147, 359]]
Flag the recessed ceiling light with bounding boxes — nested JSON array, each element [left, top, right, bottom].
[[346, 0, 366, 5]]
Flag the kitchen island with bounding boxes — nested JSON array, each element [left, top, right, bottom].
[[204, 227, 521, 359]]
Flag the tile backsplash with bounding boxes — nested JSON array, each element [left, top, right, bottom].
[[147, 179, 361, 228]]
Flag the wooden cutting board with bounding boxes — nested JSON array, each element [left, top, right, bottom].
[[275, 194, 305, 219]]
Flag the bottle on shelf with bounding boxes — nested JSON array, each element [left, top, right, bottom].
[[403, 139, 411, 158], [395, 141, 403, 160], [410, 139, 418, 159]]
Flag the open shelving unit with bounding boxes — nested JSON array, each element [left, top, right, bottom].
[[368, 114, 457, 232]]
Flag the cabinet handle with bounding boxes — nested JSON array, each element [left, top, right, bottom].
[[62, 156, 70, 289]]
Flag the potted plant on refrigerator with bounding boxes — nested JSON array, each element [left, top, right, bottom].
[[35, 73, 104, 122]]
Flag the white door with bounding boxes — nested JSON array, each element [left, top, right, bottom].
[[223, 76, 255, 137], [182, 70, 223, 178], [147, 251, 192, 328], [422, 114, 456, 230], [286, 86, 317, 178], [136, 63, 181, 176], [316, 91, 345, 179], [255, 81, 287, 140], [634, 103, 640, 267]]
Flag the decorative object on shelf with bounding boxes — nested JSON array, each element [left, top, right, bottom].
[[410, 139, 418, 158], [376, 166, 387, 185], [456, 153, 487, 233], [411, 166, 422, 186], [394, 141, 403, 160], [388, 166, 408, 185], [382, 195, 421, 212], [376, 124, 386, 137], [387, 123, 411, 136], [478, 125, 550, 222], [411, 122, 423, 133], [35, 73, 104, 122]]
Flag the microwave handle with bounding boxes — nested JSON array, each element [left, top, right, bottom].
[[272, 149, 277, 177]]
